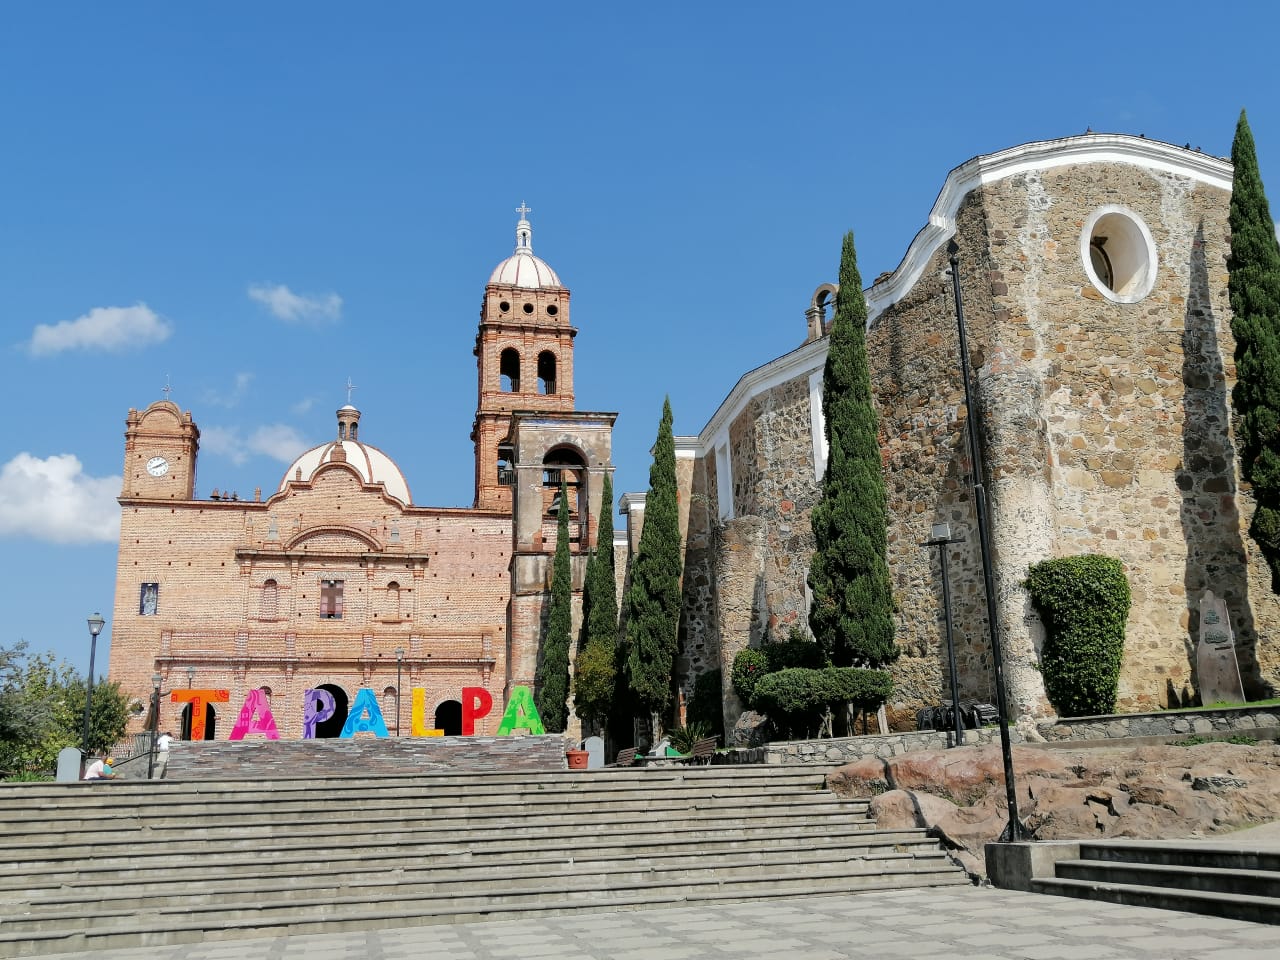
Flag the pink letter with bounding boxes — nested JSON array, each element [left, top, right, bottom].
[[229, 689, 280, 740]]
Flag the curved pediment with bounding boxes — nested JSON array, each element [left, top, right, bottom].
[[286, 524, 381, 553]]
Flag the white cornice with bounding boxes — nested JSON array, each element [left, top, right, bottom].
[[865, 133, 1232, 326]]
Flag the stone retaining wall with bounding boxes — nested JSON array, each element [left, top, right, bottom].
[[163, 735, 570, 779], [1036, 704, 1280, 742], [720, 704, 1280, 766]]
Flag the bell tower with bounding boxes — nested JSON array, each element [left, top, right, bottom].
[[472, 204, 577, 511], [121, 398, 200, 500]]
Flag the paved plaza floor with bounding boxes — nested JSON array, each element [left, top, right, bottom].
[[39, 887, 1277, 960]]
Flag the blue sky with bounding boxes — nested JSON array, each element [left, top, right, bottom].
[[4, 2, 1279, 674]]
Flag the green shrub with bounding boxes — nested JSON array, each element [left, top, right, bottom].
[[766, 630, 828, 672], [752, 666, 892, 738], [686, 669, 724, 741], [1025, 555, 1131, 718], [668, 722, 711, 754], [732, 650, 770, 705]]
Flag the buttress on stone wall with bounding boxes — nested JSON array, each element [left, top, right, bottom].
[[639, 133, 1280, 735]]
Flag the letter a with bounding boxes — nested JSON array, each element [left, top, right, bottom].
[[496, 685, 545, 736], [229, 688, 280, 740], [340, 688, 389, 738]]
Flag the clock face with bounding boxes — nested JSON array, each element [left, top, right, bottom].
[[146, 456, 170, 478]]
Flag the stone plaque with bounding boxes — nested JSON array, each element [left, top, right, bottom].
[[1197, 590, 1245, 705], [583, 735, 604, 769], [56, 747, 83, 783]]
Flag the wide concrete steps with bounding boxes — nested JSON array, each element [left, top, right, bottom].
[[1031, 840, 1280, 924], [0, 766, 970, 955]]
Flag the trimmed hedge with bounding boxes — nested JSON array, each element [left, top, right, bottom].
[[752, 666, 893, 737], [1024, 555, 1131, 717]]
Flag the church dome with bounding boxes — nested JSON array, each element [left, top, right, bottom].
[[488, 204, 562, 289], [279, 405, 411, 504]]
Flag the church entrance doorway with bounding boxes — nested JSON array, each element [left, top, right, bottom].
[[313, 684, 349, 739], [435, 700, 462, 736]]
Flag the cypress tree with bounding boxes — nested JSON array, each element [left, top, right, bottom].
[[534, 477, 572, 732], [1228, 109, 1280, 589], [624, 397, 683, 728], [807, 232, 897, 667], [574, 473, 618, 732]]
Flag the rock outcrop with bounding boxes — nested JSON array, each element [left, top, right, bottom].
[[828, 741, 1280, 878]]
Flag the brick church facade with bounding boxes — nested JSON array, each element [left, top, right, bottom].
[[108, 211, 615, 740]]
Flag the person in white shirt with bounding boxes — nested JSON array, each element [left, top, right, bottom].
[[83, 756, 117, 781], [156, 732, 174, 751]]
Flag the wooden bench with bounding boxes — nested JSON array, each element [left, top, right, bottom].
[[610, 747, 638, 767], [679, 737, 717, 765]]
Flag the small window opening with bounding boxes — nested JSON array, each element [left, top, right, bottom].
[[320, 579, 344, 619], [349, 423, 358, 441], [387, 581, 401, 618], [140, 583, 159, 616], [1090, 239, 1114, 291], [537, 351, 557, 395], [500, 348, 521, 393], [546, 304, 558, 316], [522, 302, 534, 314]]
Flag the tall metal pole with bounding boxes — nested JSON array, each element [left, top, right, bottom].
[[948, 240, 1023, 840], [81, 613, 105, 758]]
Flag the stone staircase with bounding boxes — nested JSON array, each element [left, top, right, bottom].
[[1030, 840, 1280, 923], [0, 766, 969, 956]]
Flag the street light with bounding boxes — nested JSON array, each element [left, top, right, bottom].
[[148, 672, 163, 779], [81, 613, 106, 759], [395, 647, 405, 737], [924, 523, 965, 746], [948, 239, 1023, 841]]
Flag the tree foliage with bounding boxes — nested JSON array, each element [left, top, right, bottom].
[[534, 477, 573, 733], [1024, 555, 1131, 717], [0, 643, 129, 778], [685, 668, 724, 743], [574, 473, 618, 732], [624, 397, 684, 722], [807, 232, 897, 667], [752, 667, 893, 739], [1228, 109, 1280, 589]]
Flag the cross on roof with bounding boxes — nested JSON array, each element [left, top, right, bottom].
[[345, 377, 357, 404], [516, 201, 531, 220], [162, 375, 172, 401]]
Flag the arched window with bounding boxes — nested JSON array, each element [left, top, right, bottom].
[[500, 348, 521, 392], [542, 448, 586, 521], [258, 686, 273, 705], [349, 422, 358, 440], [382, 686, 399, 734], [537, 351, 557, 395], [387, 581, 401, 619], [497, 442, 514, 486], [260, 579, 278, 620]]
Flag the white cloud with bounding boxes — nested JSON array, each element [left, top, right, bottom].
[[0, 454, 120, 543], [248, 283, 343, 324], [204, 372, 254, 408], [291, 396, 317, 415], [201, 424, 310, 466], [247, 425, 310, 463], [28, 303, 171, 356]]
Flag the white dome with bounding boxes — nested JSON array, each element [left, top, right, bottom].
[[280, 440, 411, 505], [488, 207, 562, 289], [489, 252, 562, 289]]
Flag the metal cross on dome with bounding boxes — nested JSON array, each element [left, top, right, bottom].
[[516, 201, 531, 219], [162, 374, 172, 401], [345, 377, 357, 404]]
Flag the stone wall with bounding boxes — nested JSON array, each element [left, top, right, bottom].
[[676, 142, 1280, 740], [162, 734, 570, 779]]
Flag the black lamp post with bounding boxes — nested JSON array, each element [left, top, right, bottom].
[[80, 613, 106, 759], [148, 672, 163, 779], [924, 523, 966, 746], [395, 647, 405, 737], [948, 239, 1023, 841]]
